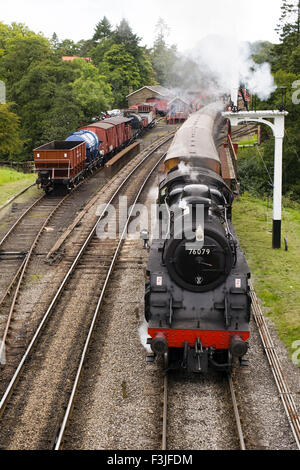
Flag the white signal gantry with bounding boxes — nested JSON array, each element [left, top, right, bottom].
[[222, 109, 288, 249]]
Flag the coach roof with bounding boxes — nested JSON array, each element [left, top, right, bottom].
[[164, 105, 220, 164]]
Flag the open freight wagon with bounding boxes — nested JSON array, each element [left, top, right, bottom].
[[34, 140, 86, 193]]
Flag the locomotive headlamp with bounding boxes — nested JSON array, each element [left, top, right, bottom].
[[140, 229, 149, 249], [196, 225, 204, 242], [140, 228, 149, 240]]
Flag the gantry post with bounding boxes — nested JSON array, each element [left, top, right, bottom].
[[222, 110, 288, 249]]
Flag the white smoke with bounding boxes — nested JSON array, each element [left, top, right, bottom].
[[174, 34, 276, 102], [243, 61, 275, 101], [138, 320, 152, 353], [147, 186, 159, 202], [178, 161, 199, 181]]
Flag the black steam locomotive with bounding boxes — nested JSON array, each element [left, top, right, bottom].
[[144, 103, 251, 373]]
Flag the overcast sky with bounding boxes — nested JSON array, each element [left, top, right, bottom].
[[1, 0, 282, 51]]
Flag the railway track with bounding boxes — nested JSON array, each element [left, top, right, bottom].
[[0, 178, 106, 369], [227, 373, 246, 450], [0, 193, 47, 296], [0, 180, 94, 310], [250, 281, 300, 450], [216, 123, 258, 150], [158, 283, 299, 451], [3, 118, 295, 451], [53, 150, 168, 450], [161, 366, 246, 450], [0, 133, 174, 450], [0, 129, 176, 370], [230, 123, 258, 141], [0, 193, 71, 362], [0, 182, 37, 213]]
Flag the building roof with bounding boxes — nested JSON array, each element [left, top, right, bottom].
[[62, 56, 91, 62], [168, 96, 190, 106], [103, 117, 132, 125], [86, 122, 114, 130], [126, 85, 173, 99]]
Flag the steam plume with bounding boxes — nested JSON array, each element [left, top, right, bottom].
[[171, 34, 276, 102]]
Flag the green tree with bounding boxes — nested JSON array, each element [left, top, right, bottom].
[[50, 32, 59, 49], [273, 1, 300, 71], [0, 21, 34, 56], [150, 18, 178, 86], [0, 34, 52, 92], [251, 41, 275, 65], [93, 17, 112, 42], [100, 44, 141, 106], [12, 60, 78, 151], [287, 43, 300, 72], [40, 83, 83, 143], [276, 0, 300, 44], [90, 36, 116, 65], [0, 103, 23, 159], [53, 38, 80, 56], [113, 18, 141, 58], [91, 18, 156, 102], [71, 58, 113, 118], [135, 48, 156, 86], [76, 39, 95, 57]]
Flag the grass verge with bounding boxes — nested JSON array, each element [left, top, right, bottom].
[[0, 167, 36, 207], [233, 194, 300, 360], [238, 134, 258, 146]]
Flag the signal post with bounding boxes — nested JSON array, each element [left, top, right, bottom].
[[222, 109, 288, 249]]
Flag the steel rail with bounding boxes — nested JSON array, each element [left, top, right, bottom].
[[0, 194, 45, 248], [54, 150, 168, 449], [230, 124, 257, 140], [0, 154, 104, 250], [45, 131, 177, 261], [161, 371, 168, 450], [0, 134, 174, 421], [0, 193, 73, 313], [228, 373, 246, 450], [0, 257, 26, 307], [0, 192, 70, 363], [250, 281, 300, 450], [0, 159, 112, 353], [160, 370, 245, 451], [0, 183, 37, 213]]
